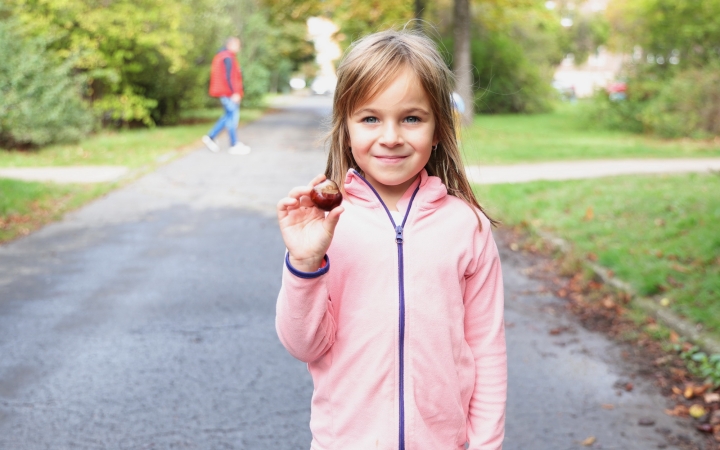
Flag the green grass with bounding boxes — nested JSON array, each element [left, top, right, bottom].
[[0, 107, 264, 168], [462, 103, 720, 165], [0, 178, 113, 242], [474, 172, 720, 336], [0, 106, 265, 243]]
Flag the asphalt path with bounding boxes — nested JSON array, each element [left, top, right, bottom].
[[0, 95, 704, 449]]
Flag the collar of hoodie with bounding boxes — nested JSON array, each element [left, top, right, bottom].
[[343, 168, 448, 213]]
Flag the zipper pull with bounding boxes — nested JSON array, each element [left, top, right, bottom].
[[395, 225, 404, 244]]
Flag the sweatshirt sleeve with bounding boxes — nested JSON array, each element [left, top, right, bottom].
[[464, 217, 507, 450], [276, 253, 337, 363]]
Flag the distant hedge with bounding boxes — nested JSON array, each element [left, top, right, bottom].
[[0, 20, 94, 148], [586, 64, 720, 138]]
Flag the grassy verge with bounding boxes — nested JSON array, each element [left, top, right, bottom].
[[462, 103, 720, 165], [0, 107, 264, 168], [474, 172, 720, 336], [0, 178, 114, 242], [0, 106, 265, 244]]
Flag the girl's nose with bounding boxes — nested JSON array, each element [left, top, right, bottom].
[[379, 123, 404, 148]]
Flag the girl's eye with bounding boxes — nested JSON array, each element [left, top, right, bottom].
[[362, 117, 379, 124], [403, 116, 420, 123]]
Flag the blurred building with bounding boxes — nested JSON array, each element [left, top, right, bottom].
[[554, 49, 625, 98], [306, 17, 341, 95], [553, 0, 622, 98]]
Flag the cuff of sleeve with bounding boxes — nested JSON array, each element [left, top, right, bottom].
[[285, 253, 330, 279]]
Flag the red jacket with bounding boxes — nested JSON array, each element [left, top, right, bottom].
[[209, 49, 244, 98]]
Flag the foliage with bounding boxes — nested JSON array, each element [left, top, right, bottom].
[[557, 13, 610, 65], [591, 0, 720, 137], [0, 19, 94, 147], [331, 0, 414, 47], [2, 0, 316, 128], [639, 65, 720, 138], [608, 0, 720, 69], [583, 92, 644, 134], [474, 172, 720, 335], [468, 31, 555, 114], [435, 2, 560, 114], [677, 345, 720, 388], [6, 0, 191, 126]]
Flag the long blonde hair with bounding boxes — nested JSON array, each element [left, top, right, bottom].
[[325, 29, 495, 228]]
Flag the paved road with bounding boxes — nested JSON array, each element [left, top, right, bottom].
[[0, 95, 704, 449]]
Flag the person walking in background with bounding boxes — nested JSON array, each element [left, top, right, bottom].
[[202, 37, 251, 155]]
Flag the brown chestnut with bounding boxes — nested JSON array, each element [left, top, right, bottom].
[[310, 179, 343, 211]]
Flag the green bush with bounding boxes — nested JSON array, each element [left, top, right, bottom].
[[641, 66, 720, 138], [240, 60, 272, 108], [586, 64, 720, 138], [0, 20, 94, 147], [583, 90, 645, 134], [470, 33, 555, 114]]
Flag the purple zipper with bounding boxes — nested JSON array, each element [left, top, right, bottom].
[[352, 171, 421, 450]]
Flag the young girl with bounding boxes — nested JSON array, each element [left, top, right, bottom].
[[276, 30, 506, 450]]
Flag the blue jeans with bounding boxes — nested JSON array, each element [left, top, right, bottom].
[[208, 96, 240, 146]]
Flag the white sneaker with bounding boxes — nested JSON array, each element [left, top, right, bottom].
[[228, 143, 251, 155], [202, 135, 220, 153]]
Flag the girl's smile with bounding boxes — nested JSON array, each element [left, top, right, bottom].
[[347, 67, 438, 209]]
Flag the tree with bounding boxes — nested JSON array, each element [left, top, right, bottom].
[[608, 0, 720, 69], [415, 0, 427, 22], [331, 0, 414, 47], [453, 0, 473, 124], [0, 19, 93, 147]]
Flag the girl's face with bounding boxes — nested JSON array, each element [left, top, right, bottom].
[[347, 67, 437, 202]]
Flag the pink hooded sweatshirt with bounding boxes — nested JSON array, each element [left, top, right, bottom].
[[276, 169, 506, 450]]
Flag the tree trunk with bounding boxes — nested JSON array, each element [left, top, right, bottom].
[[414, 0, 426, 23], [453, 0, 474, 125]]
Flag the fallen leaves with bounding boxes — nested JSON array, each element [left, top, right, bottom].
[[665, 404, 689, 417], [497, 227, 720, 446], [549, 326, 572, 336], [689, 404, 707, 419]]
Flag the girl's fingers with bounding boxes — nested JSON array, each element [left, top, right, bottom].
[[297, 196, 316, 208], [308, 173, 326, 187], [322, 206, 344, 234], [287, 185, 313, 200], [277, 197, 299, 211]]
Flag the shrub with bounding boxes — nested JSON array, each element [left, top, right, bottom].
[[641, 66, 720, 138], [586, 64, 720, 138], [0, 20, 94, 148], [470, 33, 555, 114], [583, 89, 645, 134]]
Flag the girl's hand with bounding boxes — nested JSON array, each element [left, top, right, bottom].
[[277, 174, 344, 273]]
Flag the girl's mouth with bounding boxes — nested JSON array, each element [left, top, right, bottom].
[[374, 155, 408, 164]]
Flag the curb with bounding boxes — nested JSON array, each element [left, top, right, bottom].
[[534, 229, 720, 355]]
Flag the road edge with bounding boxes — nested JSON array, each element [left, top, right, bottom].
[[534, 229, 720, 355]]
